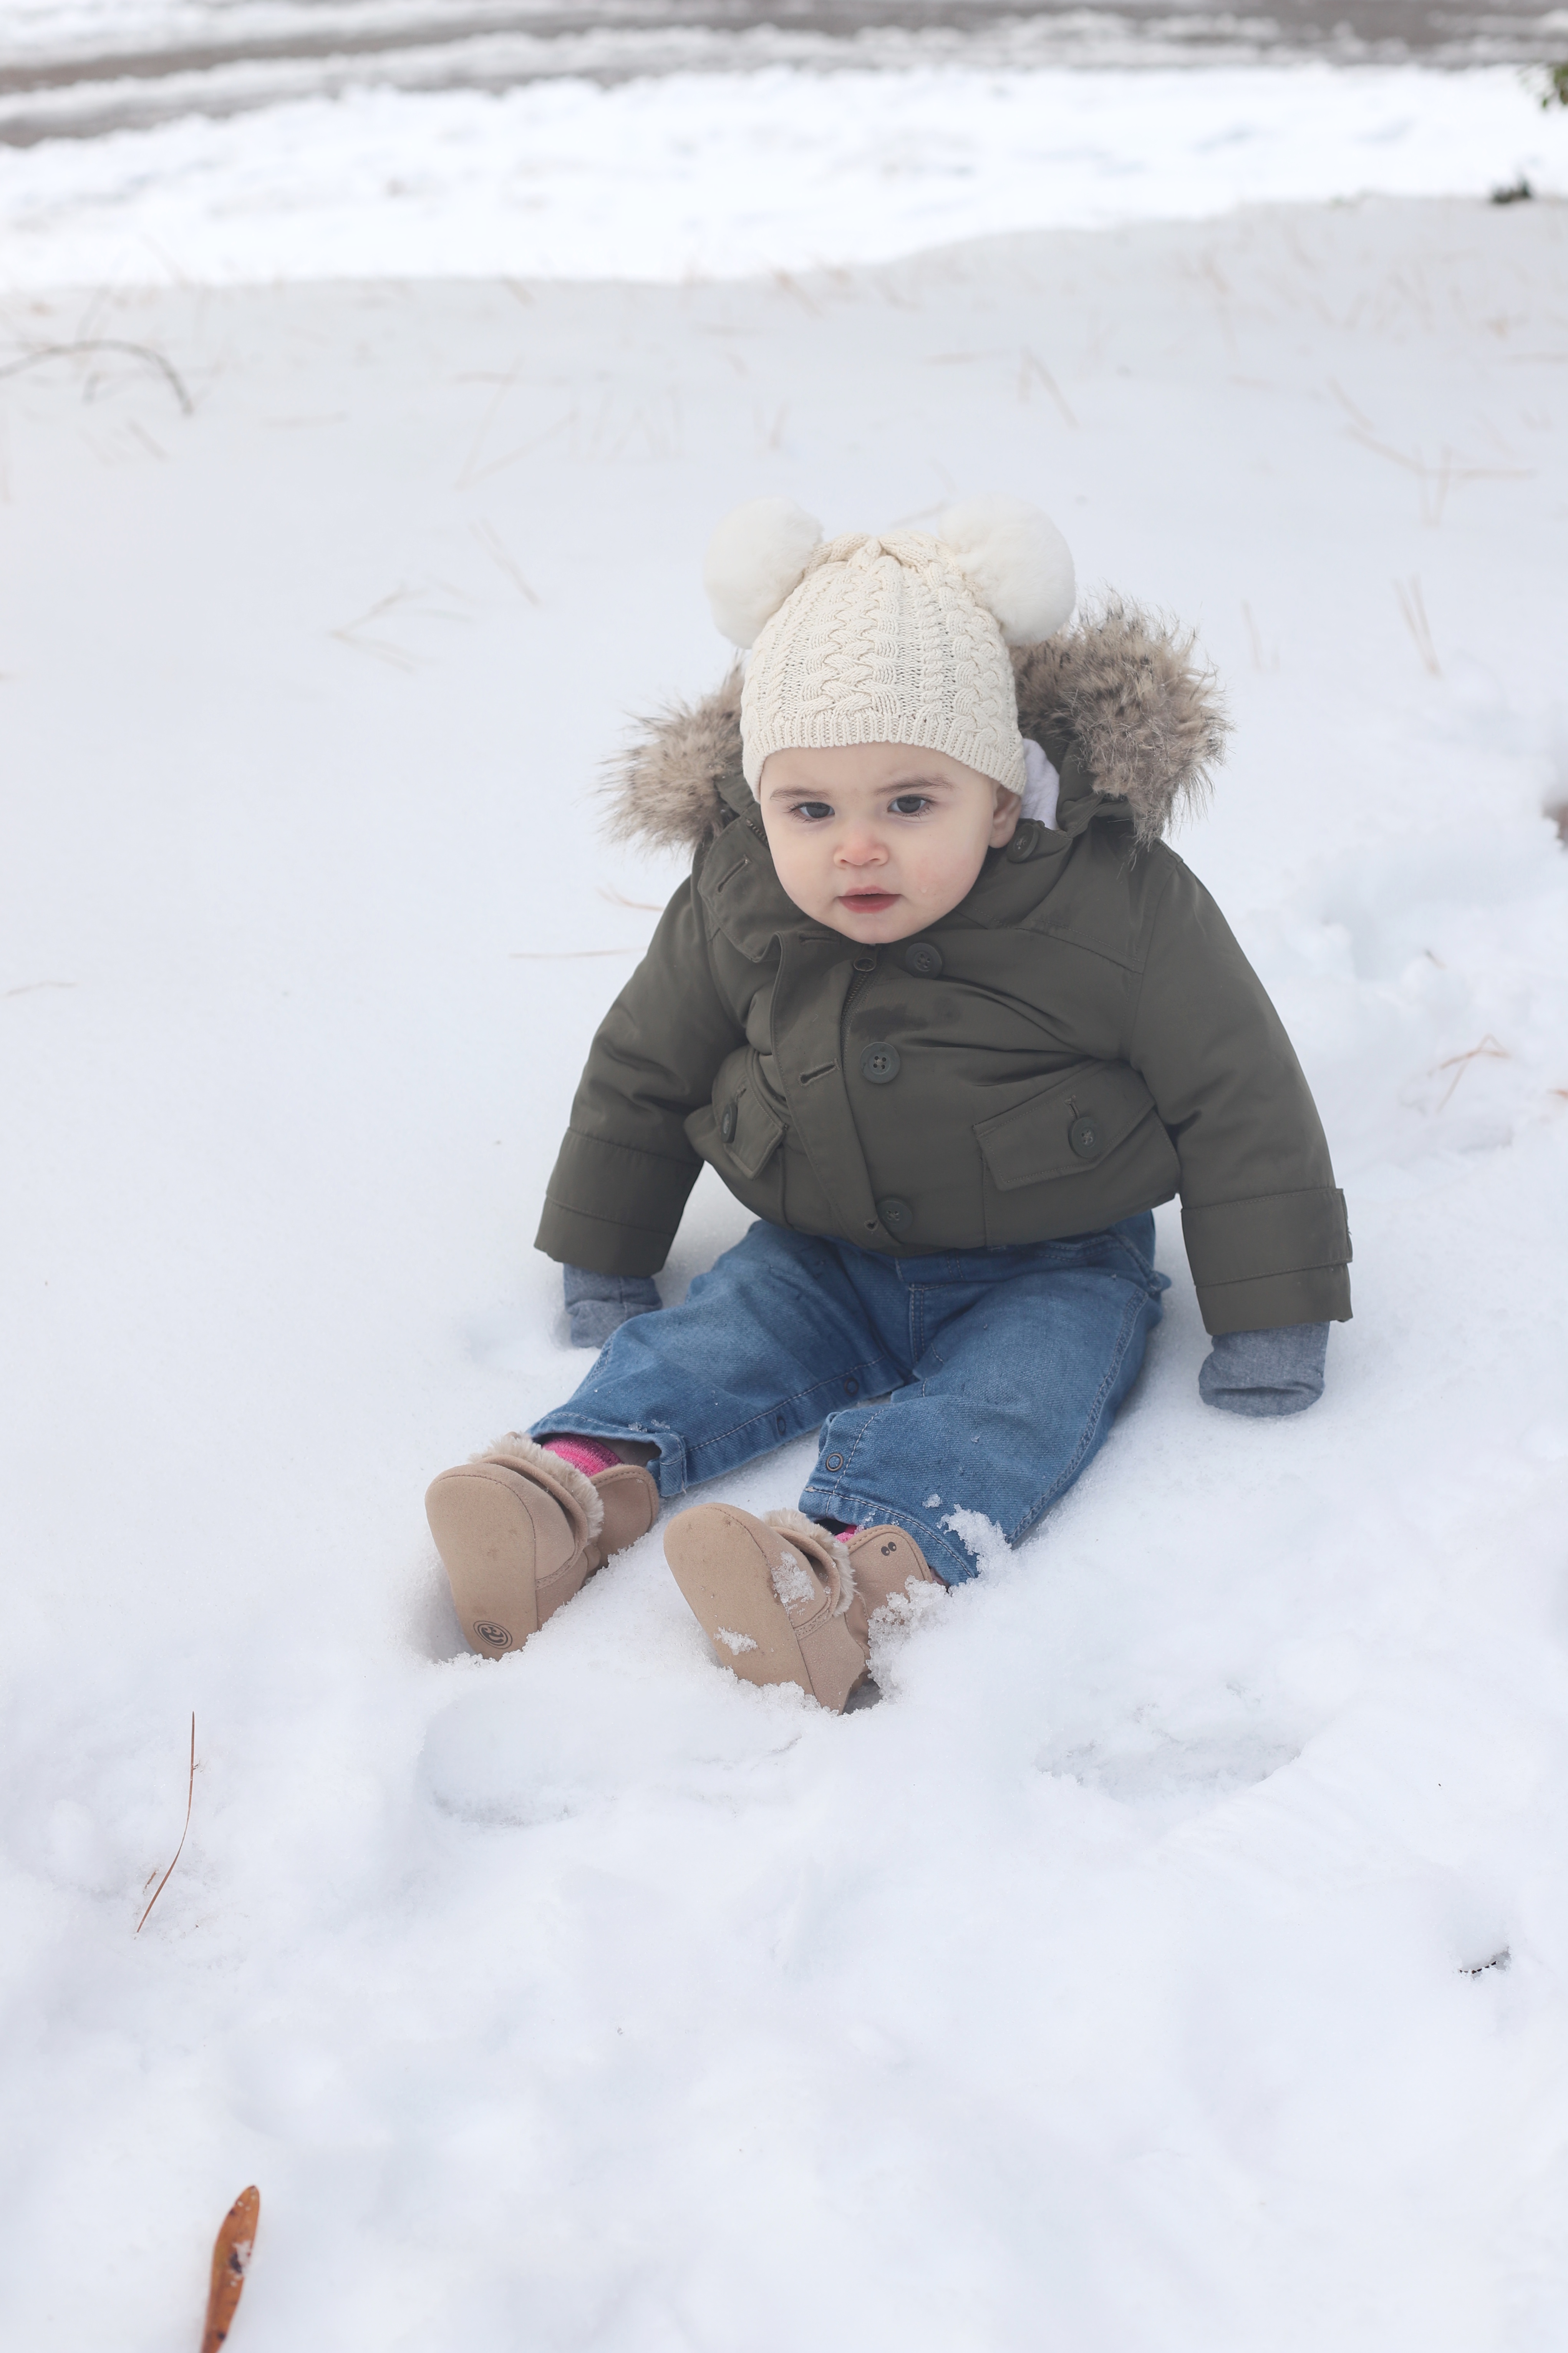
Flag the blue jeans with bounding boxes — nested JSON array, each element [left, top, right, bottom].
[[533, 1216, 1169, 1585]]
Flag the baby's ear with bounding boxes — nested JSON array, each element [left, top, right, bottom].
[[989, 782, 1022, 848]]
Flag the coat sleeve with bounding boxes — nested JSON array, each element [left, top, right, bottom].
[[534, 867, 746, 1277], [1127, 859, 1352, 1335]]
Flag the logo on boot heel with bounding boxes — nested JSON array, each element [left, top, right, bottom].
[[474, 1620, 514, 1649]]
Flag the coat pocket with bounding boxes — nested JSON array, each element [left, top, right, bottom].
[[726, 1084, 785, 1179], [699, 1048, 787, 1181], [975, 1061, 1163, 1191]]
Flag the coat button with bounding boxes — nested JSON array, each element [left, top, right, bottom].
[[852, 953, 876, 973], [720, 1103, 737, 1142], [904, 942, 943, 978], [1069, 1114, 1101, 1159], [861, 1041, 900, 1085], [876, 1196, 913, 1234]]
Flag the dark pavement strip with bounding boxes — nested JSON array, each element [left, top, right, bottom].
[[2, 0, 1563, 148]]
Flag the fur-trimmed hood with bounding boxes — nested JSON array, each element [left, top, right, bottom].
[[603, 598, 1229, 855]]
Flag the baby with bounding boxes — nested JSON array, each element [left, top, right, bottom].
[[426, 497, 1351, 1708]]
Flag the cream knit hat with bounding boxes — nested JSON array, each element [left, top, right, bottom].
[[703, 495, 1075, 795]]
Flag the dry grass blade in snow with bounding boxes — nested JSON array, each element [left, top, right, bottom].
[[471, 519, 541, 604], [1346, 425, 1533, 523], [200, 2186, 259, 2353], [1395, 574, 1442, 674], [1018, 344, 1078, 428], [1240, 599, 1279, 672], [0, 340, 193, 415], [597, 886, 664, 912], [329, 582, 472, 669], [135, 1713, 195, 1934]]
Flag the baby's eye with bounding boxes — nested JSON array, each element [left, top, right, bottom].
[[792, 800, 834, 821], [889, 793, 932, 817]]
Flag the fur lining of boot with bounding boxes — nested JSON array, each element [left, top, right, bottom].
[[478, 1431, 606, 1545], [763, 1507, 855, 1615]]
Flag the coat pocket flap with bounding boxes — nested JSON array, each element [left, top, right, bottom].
[[975, 1062, 1160, 1192], [724, 1082, 786, 1179]]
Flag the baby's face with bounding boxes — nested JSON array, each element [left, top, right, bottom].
[[757, 742, 1020, 944]]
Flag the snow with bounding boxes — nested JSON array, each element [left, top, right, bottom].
[[2, 183, 1568, 2349], [2, 61, 1567, 289], [770, 1549, 817, 1610]]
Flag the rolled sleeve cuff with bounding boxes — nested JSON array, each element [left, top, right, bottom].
[[1182, 1186, 1353, 1336]]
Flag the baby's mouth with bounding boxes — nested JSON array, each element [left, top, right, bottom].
[[840, 889, 898, 911]]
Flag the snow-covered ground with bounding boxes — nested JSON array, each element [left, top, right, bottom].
[[3, 61, 1568, 285], [3, 185, 1568, 2347]]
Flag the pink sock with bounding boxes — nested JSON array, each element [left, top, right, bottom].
[[545, 1435, 620, 1479], [832, 1525, 859, 1543]]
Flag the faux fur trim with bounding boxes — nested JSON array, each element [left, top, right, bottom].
[[1011, 598, 1229, 848], [764, 1507, 855, 1615], [600, 660, 744, 855], [599, 601, 1227, 853], [479, 1430, 606, 1545]]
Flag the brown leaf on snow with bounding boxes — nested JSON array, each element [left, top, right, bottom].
[[201, 2186, 260, 2353]]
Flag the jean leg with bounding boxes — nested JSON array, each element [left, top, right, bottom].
[[530, 1222, 906, 1500], [799, 1230, 1167, 1583]]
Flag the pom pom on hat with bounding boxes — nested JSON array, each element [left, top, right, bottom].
[[704, 496, 823, 649], [937, 496, 1076, 646]]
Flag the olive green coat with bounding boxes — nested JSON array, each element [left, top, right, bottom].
[[537, 603, 1351, 1336]]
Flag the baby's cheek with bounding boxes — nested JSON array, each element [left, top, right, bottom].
[[911, 840, 983, 915], [769, 840, 827, 918]]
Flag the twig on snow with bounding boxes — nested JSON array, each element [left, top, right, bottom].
[[136, 1712, 196, 1934], [1434, 1034, 1508, 1113], [0, 339, 192, 415]]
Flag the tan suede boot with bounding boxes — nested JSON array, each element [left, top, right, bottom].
[[836, 1521, 945, 1649], [663, 1504, 942, 1712], [426, 1434, 659, 1660]]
